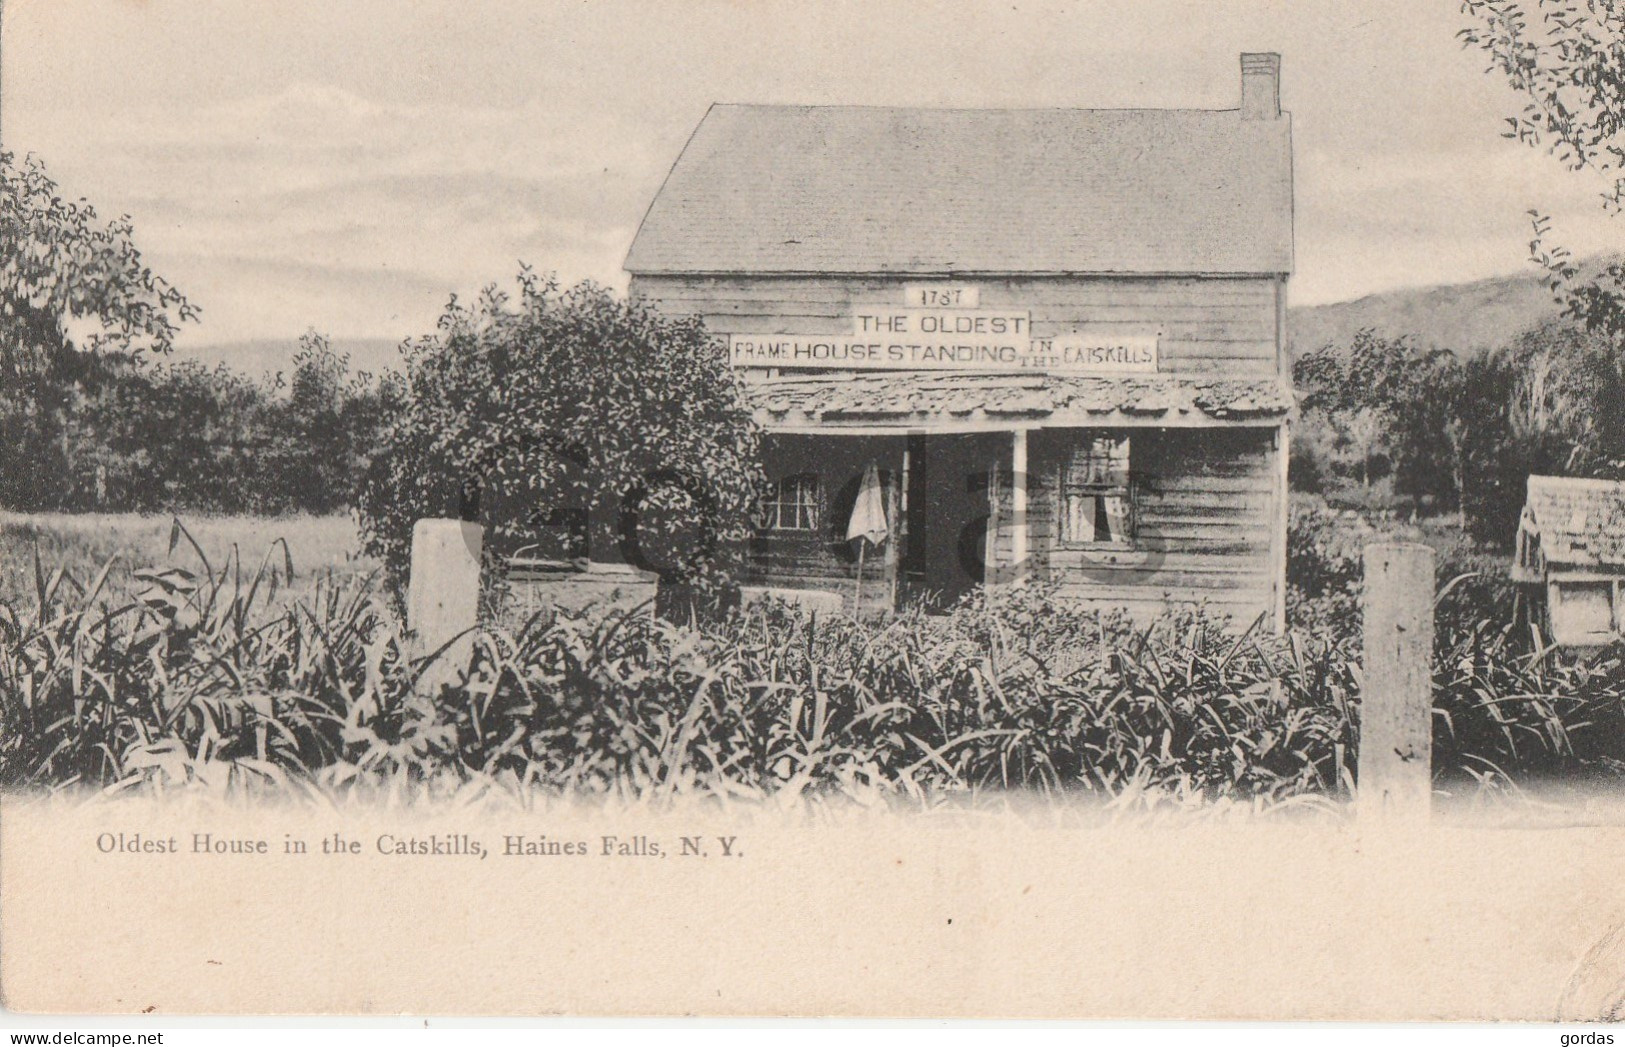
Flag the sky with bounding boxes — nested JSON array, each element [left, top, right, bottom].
[[4, 0, 1621, 350]]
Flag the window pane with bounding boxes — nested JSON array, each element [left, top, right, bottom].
[[1059, 434, 1132, 544], [760, 474, 820, 532]]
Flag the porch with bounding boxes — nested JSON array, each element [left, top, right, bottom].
[[743, 371, 1293, 621]]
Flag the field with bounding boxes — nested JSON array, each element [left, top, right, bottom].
[[1, 499, 1498, 614], [0, 510, 375, 610]]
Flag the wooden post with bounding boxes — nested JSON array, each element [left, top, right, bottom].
[[883, 465, 900, 611], [1359, 541, 1435, 822], [983, 457, 999, 586], [407, 519, 484, 693], [1271, 421, 1291, 634], [852, 539, 866, 616], [1011, 428, 1029, 581]]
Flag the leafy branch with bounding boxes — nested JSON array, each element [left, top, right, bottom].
[[1461, 0, 1625, 338]]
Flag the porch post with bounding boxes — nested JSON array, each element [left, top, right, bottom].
[[889, 445, 909, 610], [1011, 428, 1029, 580], [1273, 421, 1291, 634]]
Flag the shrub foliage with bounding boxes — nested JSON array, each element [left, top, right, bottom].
[[356, 273, 764, 605]]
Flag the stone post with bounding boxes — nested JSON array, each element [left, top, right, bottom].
[[406, 519, 483, 692]]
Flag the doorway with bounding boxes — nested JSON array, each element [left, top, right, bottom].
[[903, 432, 1006, 612]]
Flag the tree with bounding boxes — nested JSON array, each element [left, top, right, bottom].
[[1431, 319, 1622, 543], [1, 150, 199, 509], [1504, 318, 1625, 475], [0, 152, 406, 516], [356, 271, 764, 614], [1460, 0, 1625, 340], [1438, 349, 1523, 542], [1, 150, 198, 365], [1292, 329, 1459, 503], [264, 331, 393, 514]]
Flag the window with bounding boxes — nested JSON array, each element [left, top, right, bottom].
[[1550, 581, 1617, 645], [758, 473, 821, 532], [1056, 434, 1134, 546], [1517, 529, 1538, 573]]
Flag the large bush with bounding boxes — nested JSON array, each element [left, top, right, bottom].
[[356, 273, 764, 609]]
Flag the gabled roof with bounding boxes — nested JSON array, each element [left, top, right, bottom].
[[741, 372, 1294, 430], [625, 104, 1293, 277], [1522, 475, 1625, 570]]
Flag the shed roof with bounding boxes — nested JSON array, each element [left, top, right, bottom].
[[625, 104, 1293, 277], [1522, 475, 1625, 570], [741, 372, 1294, 430]]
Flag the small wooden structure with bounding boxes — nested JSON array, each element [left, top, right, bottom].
[[1512, 475, 1625, 648]]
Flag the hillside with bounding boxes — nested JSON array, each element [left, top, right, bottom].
[[1287, 257, 1625, 358], [1288, 268, 1567, 358], [176, 262, 1612, 376]]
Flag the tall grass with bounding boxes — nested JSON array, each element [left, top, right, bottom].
[[1, 524, 369, 792], [1434, 614, 1625, 785], [447, 593, 1354, 803], [3, 522, 1623, 805]]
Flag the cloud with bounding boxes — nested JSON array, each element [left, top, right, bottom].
[[1288, 142, 1624, 304], [11, 83, 666, 341], [11, 40, 1624, 334]]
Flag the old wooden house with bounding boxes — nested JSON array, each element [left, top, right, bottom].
[[619, 52, 1296, 625], [1513, 475, 1625, 648]]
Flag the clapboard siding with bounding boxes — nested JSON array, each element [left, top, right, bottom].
[[632, 302, 1274, 337], [995, 427, 1277, 623], [631, 273, 1288, 624], [632, 275, 1277, 305], [632, 273, 1284, 376]]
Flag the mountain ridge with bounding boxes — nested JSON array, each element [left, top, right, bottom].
[[172, 262, 1613, 377], [170, 337, 406, 380], [1287, 257, 1621, 357]]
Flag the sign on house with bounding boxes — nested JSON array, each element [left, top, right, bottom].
[[730, 306, 1159, 375]]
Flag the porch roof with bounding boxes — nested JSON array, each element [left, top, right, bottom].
[[740, 372, 1296, 430]]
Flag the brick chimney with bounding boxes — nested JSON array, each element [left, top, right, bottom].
[[1240, 52, 1281, 120]]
